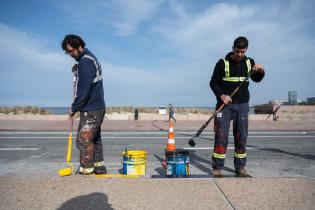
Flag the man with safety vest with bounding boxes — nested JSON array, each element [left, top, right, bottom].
[[210, 36, 265, 177], [62, 34, 107, 175]]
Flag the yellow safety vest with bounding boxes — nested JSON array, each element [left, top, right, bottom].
[[222, 58, 251, 82]]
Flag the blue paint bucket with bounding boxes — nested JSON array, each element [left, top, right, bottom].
[[165, 149, 190, 177]]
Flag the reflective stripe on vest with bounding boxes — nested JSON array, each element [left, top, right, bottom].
[[213, 153, 226, 159], [246, 58, 251, 73], [94, 161, 105, 167], [224, 58, 230, 79], [222, 58, 251, 82], [79, 167, 94, 174], [82, 55, 102, 83], [234, 152, 247, 159]]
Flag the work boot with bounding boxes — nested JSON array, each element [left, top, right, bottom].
[[94, 166, 107, 174], [212, 169, 224, 178], [78, 171, 93, 175], [78, 167, 94, 175], [235, 168, 251, 177]]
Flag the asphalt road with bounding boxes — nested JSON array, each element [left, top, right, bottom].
[[0, 130, 315, 178]]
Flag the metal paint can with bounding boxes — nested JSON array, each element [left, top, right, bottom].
[[165, 149, 190, 177]]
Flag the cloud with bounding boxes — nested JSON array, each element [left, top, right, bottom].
[[101, 61, 210, 106], [0, 24, 69, 71], [1, 1, 314, 107], [106, 0, 163, 36], [0, 23, 73, 106], [59, 0, 163, 37], [153, 3, 255, 58], [69, 0, 315, 106], [151, 0, 315, 104]]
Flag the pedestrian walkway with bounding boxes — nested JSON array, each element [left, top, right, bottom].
[[0, 176, 314, 210], [1, 119, 315, 131]]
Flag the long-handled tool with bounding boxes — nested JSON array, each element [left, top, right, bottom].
[[188, 70, 254, 147], [58, 117, 74, 176], [58, 66, 78, 176], [265, 103, 281, 120]]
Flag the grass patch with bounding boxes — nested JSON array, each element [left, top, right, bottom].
[[106, 106, 213, 114], [0, 106, 214, 115], [0, 106, 51, 115]]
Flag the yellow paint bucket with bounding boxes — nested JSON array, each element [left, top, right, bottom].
[[122, 150, 147, 175]]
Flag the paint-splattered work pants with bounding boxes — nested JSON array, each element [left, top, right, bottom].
[[76, 109, 105, 174], [212, 103, 249, 171]]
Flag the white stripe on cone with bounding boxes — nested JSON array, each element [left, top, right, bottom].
[[168, 139, 175, 144]]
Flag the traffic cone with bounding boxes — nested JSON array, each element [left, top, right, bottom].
[[167, 120, 176, 151]]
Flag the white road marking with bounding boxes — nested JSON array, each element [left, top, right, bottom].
[[248, 136, 315, 138], [0, 136, 314, 139], [0, 137, 67, 139], [182, 147, 253, 150], [0, 131, 314, 135], [0, 148, 39, 151]]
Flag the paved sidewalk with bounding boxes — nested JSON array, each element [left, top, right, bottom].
[[1, 176, 314, 210]]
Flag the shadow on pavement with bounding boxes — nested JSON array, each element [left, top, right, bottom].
[[153, 154, 165, 176], [154, 167, 165, 176], [189, 153, 212, 174], [152, 120, 167, 132], [118, 168, 124, 174], [259, 148, 315, 160], [57, 192, 113, 210], [190, 153, 237, 175], [177, 132, 213, 141]]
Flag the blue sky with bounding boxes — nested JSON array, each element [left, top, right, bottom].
[[0, 0, 314, 107]]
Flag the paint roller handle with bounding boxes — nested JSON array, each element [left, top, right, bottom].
[[68, 64, 77, 133], [188, 103, 225, 147], [188, 71, 254, 147], [69, 115, 74, 133], [66, 116, 74, 163]]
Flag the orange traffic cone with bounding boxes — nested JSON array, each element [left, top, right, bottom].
[[167, 120, 176, 151]]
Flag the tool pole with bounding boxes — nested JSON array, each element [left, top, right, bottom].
[[188, 70, 254, 147], [66, 117, 73, 162], [58, 65, 77, 177]]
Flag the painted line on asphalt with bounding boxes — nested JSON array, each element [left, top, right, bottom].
[[0, 135, 315, 139], [248, 136, 315, 138], [0, 137, 67, 139], [0, 131, 314, 135], [182, 147, 253, 150], [0, 148, 40, 151]]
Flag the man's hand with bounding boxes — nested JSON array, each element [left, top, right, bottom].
[[220, 94, 232, 105], [68, 108, 75, 119], [253, 64, 264, 73], [72, 64, 78, 74]]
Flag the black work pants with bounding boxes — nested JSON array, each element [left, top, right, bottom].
[[76, 109, 105, 170], [212, 103, 249, 171]]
